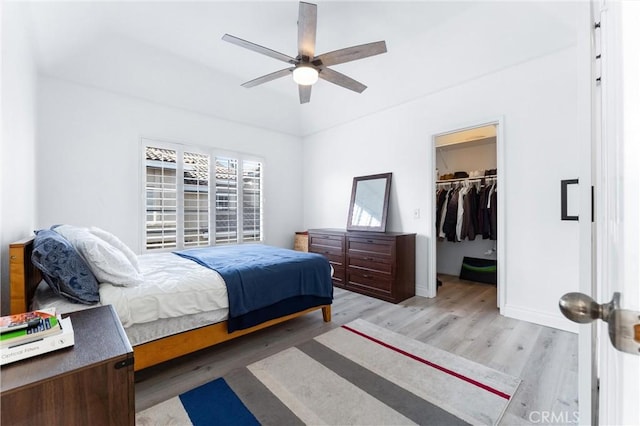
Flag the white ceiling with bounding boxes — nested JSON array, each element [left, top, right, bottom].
[[22, 1, 580, 137]]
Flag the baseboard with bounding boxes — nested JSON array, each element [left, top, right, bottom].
[[415, 283, 432, 298], [501, 304, 578, 333]]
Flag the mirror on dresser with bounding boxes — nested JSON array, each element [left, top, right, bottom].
[[346, 172, 392, 232]]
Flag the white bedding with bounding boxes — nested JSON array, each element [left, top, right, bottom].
[[101, 252, 228, 327], [32, 281, 229, 346], [34, 252, 229, 329]]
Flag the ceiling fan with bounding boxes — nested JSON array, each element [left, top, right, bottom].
[[222, 1, 387, 104]]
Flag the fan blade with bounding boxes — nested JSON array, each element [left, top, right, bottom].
[[222, 34, 296, 64], [313, 41, 387, 67], [241, 68, 294, 88], [318, 67, 367, 93], [297, 2, 317, 60], [299, 84, 312, 104]]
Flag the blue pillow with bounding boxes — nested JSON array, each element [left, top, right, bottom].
[[31, 229, 100, 305]]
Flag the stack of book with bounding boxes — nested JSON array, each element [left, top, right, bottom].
[[0, 308, 74, 366]]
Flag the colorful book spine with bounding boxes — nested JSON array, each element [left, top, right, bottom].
[[0, 317, 74, 366]]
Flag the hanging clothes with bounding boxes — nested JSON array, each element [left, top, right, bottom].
[[477, 183, 488, 239], [489, 184, 498, 240], [435, 188, 448, 232], [461, 185, 477, 240], [437, 187, 453, 240], [479, 181, 497, 240], [443, 187, 460, 242], [435, 178, 497, 242]]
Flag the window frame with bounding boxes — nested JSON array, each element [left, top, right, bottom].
[[140, 138, 264, 252]]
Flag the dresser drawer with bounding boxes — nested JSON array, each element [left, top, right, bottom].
[[309, 233, 345, 250], [347, 236, 394, 256], [331, 265, 346, 287], [310, 246, 343, 264], [347, 268, 393, 295], [348, 252, 392, 274], [308, 231, 346, 288]]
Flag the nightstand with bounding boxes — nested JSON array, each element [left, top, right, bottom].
[[1, 305, 134, 426]]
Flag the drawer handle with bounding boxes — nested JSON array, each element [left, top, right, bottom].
[[324, 251, 330, 254], [363, 274, 371, 278], [115, 358, 134, 369]]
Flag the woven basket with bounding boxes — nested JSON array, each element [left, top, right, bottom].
[[294, 231, 309, 252]]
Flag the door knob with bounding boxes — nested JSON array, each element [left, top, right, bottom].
[[558, 292, 617, 323], [559, 292, 640, 355]]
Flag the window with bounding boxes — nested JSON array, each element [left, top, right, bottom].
[[143, 140, 263, 251]]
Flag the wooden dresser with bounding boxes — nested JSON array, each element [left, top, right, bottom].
[[308, 229, 416, 303], [1, 305, 134, 426]]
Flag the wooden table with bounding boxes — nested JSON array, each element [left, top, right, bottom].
[[1, 305, 134, 426]]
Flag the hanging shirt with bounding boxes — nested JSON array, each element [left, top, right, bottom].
[[456, 185, 470, 242], [462, 185, 477, 240], [489, 184, 498, 240], [435, 188, 448, 232], [438, 188, 452, 239], [443, 188, 460, 242]]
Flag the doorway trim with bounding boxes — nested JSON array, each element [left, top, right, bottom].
[[429, 116, 505, 311]]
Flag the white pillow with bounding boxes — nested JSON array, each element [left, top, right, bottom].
[[54, 225, 144, 287], [89, 226, 140, 272]]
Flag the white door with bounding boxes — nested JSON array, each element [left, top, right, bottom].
[[594, 1, 639, 424]]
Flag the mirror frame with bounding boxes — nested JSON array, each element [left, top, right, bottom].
[[346, 172, 392, 232]]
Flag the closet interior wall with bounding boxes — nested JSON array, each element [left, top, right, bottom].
[[436, 136, 497, 276]]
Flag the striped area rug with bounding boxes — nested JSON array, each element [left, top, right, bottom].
[[136, 319, 520, 425]]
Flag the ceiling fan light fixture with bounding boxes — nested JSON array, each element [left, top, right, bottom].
[[293, 65, 319, 85], [222, 2, 387, 103]]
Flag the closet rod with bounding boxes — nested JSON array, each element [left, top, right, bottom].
[[436, 174, 497, 184]]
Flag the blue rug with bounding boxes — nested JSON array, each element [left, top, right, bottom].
[[179, 378, 259, 425], [136, 319, 520, 425]]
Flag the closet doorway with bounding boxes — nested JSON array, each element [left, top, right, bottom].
[[430, 120, 505, 310]]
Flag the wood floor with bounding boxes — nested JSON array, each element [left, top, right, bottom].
[[135, 275, 578, 424]]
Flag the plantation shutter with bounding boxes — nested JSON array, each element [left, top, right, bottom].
[[183, 151, 210, 247], [214, 156, 239, 244], [145, 147, 178, 250], [242, 160, 262, 242]]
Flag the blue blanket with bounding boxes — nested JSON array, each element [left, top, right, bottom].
[[174, 245, 333, 332]]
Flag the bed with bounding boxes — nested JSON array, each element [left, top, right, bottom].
[[8, 233, 332, 371]]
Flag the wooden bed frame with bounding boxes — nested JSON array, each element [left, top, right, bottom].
[[9, 237, 331, 371]]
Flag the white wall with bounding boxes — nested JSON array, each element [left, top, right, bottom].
[[303, 45, 582, 332], [1, 3, 38, 315], [36, 77, 304, 253]]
